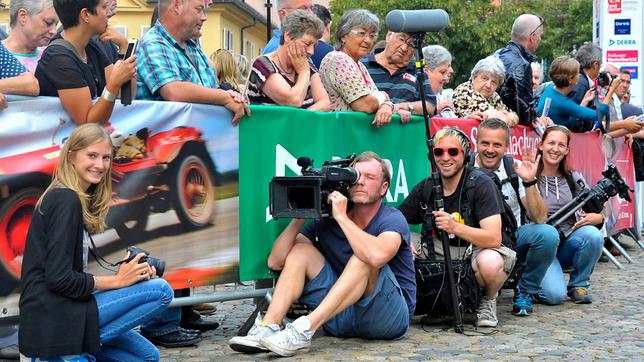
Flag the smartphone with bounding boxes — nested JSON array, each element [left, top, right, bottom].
[[635, 113, 644, 123], [123, 39, 138, 59], [120, 40, 138, 106]]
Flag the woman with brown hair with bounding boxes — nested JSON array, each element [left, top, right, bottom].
[[532, 125, 604, 305]]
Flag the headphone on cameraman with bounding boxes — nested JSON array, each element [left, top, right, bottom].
[[430, 127, 472, 165]]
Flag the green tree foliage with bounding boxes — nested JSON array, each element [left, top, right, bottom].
[[330, 0, 592, 85]]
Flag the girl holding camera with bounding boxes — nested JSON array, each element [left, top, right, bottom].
[[19, 124, 173, 361], [533, 125, 604, 305]]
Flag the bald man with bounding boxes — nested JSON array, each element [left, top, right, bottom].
[[495, 14, 544, 126]]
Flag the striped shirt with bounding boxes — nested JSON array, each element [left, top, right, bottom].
[[247, 55, 316, 108], [136, 21, 217, 100], [361, 52, 436, 107]]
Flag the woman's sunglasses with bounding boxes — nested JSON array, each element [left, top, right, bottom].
[[433, 147, 463, 157]]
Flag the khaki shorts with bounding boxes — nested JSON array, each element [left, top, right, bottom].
[[433, 240, 516, 275]]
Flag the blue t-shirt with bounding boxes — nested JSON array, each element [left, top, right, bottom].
[[262, 28, 281, 55], [311, 40, 334, 70], [301, 204, 416, 315], [0, 43, 28, 79], [536, 83, 607, 131]]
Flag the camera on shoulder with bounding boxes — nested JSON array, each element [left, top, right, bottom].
[[269, 154, 360, 219]]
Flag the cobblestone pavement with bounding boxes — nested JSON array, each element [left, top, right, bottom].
[[161, 238, 643, 361]]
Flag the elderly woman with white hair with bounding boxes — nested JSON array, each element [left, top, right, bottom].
[[2, 0, 58, 72], [453, 55, 520, 126], [319, 9, 393, 127], [423, 45, 456, 118]]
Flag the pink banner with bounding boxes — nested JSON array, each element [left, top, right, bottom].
[[428, 118, 635, 234]]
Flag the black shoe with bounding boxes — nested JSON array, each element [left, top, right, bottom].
[[178, 327, 202, 337], [143, 329, 202, 348], [180, 316, 220, 332]]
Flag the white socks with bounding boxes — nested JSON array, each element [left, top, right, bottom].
[[292, 315, 313, 336]]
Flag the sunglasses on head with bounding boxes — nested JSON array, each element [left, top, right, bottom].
[[530, 16, 544, 37], [433, 147, 463, 157]]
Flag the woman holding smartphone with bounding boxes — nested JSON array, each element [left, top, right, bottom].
[[19, 124, 173, 361]]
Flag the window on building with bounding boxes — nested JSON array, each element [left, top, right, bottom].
[[114, 25, 127, 38], [250, 42, 256, 58], [223, 28, 233, 51], [141, 25, 151, 38]]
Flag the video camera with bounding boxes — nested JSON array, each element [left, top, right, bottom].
[[546, 164, 632, 229], [269, 155, 360, 219], [597, 71, 618, 88]]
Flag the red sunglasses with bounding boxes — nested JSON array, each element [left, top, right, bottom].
[[433, 147, 463, 157]]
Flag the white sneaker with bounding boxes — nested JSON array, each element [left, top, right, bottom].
[[476, 297, 498, 327], [229, 313, 280, 353], [260, 323, 313, 357]]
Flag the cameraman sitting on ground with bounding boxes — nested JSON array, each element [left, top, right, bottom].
[[229, 151, 415, 357], [399, 127, 515, 328]]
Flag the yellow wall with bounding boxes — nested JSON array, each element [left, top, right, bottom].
[[0, 0, 268, 60]]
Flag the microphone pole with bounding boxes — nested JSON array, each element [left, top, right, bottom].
[[412, 33, 464, 334]]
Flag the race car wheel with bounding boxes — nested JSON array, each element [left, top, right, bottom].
[[170, 154, 215, 229], [0, 187, 42, 296]]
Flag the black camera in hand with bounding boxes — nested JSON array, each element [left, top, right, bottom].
[[546, 164, 632, 228], [123, 246, 166, 277], [270, 154, 360, 219], [597, 71, 618, 88]]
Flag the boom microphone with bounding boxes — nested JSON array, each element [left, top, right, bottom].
[[385, 9, 450, 33]]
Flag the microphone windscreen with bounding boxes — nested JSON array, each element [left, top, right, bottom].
[[385, 9, 450, 33]]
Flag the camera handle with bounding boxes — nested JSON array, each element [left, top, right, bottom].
[[544, 189, 593, 229], [412, 34, 464, 334], [593, 86, 609, 134]]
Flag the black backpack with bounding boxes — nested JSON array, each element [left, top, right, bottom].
[[419, 167, 518, 256], [469, 154, 527, 225]]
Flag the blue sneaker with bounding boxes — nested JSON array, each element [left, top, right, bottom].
[[512, 291, 533, 316]]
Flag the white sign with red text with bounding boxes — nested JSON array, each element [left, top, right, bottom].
[[596, 0, 643, 106]]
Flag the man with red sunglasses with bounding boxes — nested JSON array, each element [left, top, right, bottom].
[[399, 127, 514, 328]]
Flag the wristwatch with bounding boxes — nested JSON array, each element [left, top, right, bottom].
[[522, 178, 538, 187], [101, 88, 117, 102], [407, 102, 414, 112]]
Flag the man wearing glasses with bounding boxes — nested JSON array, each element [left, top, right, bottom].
[[362, 30, 436, 123], [262, 0, 313, 54], [495, 14, 544, 126], [399, 127, 514, 328]]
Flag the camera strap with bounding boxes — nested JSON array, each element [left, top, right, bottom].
[[83, 225, 121, 272]]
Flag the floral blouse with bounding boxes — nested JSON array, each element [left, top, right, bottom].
[[452, 80, 511, 118], [319, 50, 378, 111]]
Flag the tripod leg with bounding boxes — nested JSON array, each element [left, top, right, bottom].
[[238, 291, 272, 336], [602, 247, 624, 269], [623, 229, 644, 250], [608, 236, 634, 263]]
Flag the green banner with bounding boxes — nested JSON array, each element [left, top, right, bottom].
[[239, 106, 430, 281]]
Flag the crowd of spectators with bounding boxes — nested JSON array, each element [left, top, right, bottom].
[[1, 0, 643, 360]]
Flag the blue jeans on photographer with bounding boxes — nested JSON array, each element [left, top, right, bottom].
[[514, 223, 560, 295], [139, 288, 187, 338], [536, 225, 604, 305], [94, 278, 173, 361]]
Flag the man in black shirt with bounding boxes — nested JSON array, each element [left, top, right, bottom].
[[399, 127, 515, 327]]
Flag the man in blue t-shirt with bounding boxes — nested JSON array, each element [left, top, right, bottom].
[[230, 151, 415, 357]]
